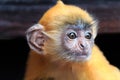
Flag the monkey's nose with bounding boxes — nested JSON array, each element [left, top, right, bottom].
[[80, 44, 84, 50]]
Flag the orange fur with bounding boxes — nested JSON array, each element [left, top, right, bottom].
[[39, 1, 94, 31], [24, 1, 120, 80], [24, 45, 120, 80]]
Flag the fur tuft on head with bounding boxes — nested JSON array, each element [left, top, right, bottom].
[[39, 0, 96, 32]]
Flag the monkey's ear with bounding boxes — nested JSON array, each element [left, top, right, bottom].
[[26, 24, 46, 54]]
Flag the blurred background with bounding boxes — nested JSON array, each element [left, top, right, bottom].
[[0, 0, 120, 80]]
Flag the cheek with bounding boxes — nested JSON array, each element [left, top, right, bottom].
[[63, 37, 78, 50], [85, 40, 94, 52]]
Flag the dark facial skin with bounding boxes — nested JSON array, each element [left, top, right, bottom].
[[61, 24, 94, 62]]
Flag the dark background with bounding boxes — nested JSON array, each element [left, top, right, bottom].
[[0, 0, 120, 80]]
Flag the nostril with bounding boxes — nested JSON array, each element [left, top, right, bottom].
[[80, 44, 84, 49]]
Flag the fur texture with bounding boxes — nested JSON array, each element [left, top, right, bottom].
[[39, 1, 97, 38], [24, 45, 120, 80], [24, 1, 120, 80]]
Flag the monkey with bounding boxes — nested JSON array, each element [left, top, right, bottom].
[[24, 0, 120, 80]]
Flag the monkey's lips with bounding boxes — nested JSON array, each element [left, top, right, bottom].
[[69, 52, 91, 61], [75, 52, 88, 58]]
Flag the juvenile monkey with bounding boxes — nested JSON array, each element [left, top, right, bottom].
[[24, 0, 120, 80]]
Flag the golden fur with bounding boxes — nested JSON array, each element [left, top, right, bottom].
[[39, 1, 97, 36], [25, 45, 120, 80], [24, 1, 120, 80]]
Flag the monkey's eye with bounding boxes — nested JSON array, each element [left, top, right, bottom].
[[67, 32, 77, 39], [85, 32, 92, 39]]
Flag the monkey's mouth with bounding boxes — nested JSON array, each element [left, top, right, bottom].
[[74, 52, 88, 58], [67, 52, 91, 62]]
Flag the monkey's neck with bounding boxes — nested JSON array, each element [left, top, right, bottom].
[[67, 45, 110, 80], [42, 45, 109, 71], [56, 45, 110, 80], [29, 45, 111, 80], [52, 45, 109, 68]]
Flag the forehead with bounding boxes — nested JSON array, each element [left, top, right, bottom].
[[66, 21, 92, 30]]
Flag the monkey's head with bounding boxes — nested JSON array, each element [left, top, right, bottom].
[[26, 1, 98, 62]]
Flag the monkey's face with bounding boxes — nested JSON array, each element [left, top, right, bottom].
[[61, 24, 94, 62], [26, 0, 98, 63]]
